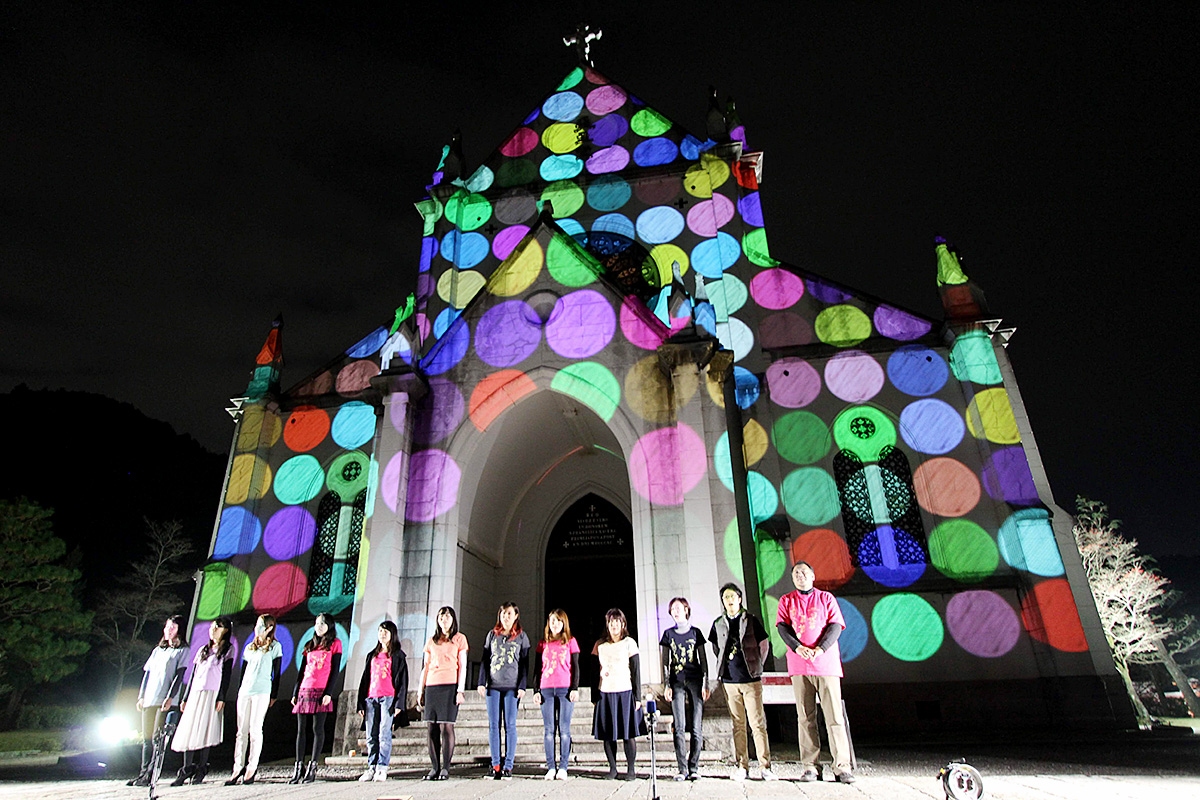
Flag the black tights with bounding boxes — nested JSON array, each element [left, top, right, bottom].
[[295, 712, 326, 761], [182, 747, 209, 772], [603, 739, 636, 777], [427, 722, 455, 772]]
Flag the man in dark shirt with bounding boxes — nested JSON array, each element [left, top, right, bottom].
[[707, 583, 776, 781]]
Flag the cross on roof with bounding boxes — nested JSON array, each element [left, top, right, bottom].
[[564, 23, 602, 66]]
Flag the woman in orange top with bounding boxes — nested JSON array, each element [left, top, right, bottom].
[[417, 606, 468, 781]]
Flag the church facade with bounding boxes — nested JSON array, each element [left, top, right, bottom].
[[196, 52, 1129, 745]]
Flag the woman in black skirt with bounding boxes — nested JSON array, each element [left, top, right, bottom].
[[591, 608, 645, 780], [418, 606, 469, 780]]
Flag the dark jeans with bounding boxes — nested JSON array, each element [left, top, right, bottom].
[[670, 679, 704, 775], [539, 687, 574, 770]]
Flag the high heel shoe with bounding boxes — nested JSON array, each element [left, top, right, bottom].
[[224, 768, 245, 785], [170, 766, 195, 787], [286, 761, 304, 784], [301, 761, 318, 783]]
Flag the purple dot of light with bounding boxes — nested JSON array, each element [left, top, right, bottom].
[[981, 446, 1040, 505], [946, 590, 1021, 658], [760, 312, 814, 349], [545, 290, 616, 359], [493, 225, 531, 260], [586, 145, 631, 175], [420, 318, 470, 375], [474, 301, 542, 368], [807, 278, 852, 304], [824, 350, 884, 403], [875, 305, 933, 341], [419, 237, 438, 272], [382, 451, 404, 513], [263, 505, 317, 561], [766, 358, 822, 408], [629, 423, 707, 505], [749, 268, 805, 310], [686, 194, 736, 237], [389, 396, 407, 431], [588, 115, 629, 148], [738, 192, 764, 227], [522, 109, 539, 125], [414, 378, 466, 446], [416, 273, 433, 301], [586, 85, 627, 115], [620, 299, 672, 350], [406, 449, 461, 522], [899, 398, 965, 455]]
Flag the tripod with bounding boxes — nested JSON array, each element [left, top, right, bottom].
[[147, 712, 178, 800], [644, 699, 659, 800]]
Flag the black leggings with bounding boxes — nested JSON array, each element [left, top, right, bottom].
[[427, 722, 455, 771], [295, 712, 327, 761]]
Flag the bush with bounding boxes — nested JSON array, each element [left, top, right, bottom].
[[15, 704, 90, 729]]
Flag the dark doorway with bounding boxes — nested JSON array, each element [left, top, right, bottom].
[[544, 493, 636, 692]]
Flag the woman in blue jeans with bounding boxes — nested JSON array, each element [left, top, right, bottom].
[[477, 603, 530, 779], [356, 621, 408, 782], [534, 609, 580, 780]]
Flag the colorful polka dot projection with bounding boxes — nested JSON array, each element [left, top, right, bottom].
[[198, 63, 1088, 691]]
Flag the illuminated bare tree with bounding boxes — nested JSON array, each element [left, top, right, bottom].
[[1074, 498, 1200, 724]]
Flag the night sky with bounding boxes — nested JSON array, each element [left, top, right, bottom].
[[3, 4, 1196, 560]]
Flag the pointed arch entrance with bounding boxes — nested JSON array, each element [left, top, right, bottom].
[[544, 493, 635, 690]]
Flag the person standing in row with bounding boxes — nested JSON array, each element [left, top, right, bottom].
[[478, 602, 530, 780], [226, 614, 281, 785], [709, 583, 775, 781], [128, 615, 188, 787], [534, 609, 579, 781], [171, 617, 234, 786], [592, 608, 645, 781], [356, 620, 409, 783], [419, 606, 468, 781], [660, 596, 709, 782], [289, 612, 342, 784], [777, 561, 853, 784]]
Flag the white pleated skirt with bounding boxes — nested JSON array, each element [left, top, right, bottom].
[[171, 689, 224, 752]]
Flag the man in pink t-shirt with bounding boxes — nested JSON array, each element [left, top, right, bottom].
[[775, 561, 853, 783]]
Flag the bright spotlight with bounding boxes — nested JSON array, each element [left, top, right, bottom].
[[96, 715, 138, 746]]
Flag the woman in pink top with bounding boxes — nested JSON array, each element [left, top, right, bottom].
[[355, 620, 408, 783], [418, 606, 468, 781], [288, 613, 342, 784], [534, 609, 580, 780]]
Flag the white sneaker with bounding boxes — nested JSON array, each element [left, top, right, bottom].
[[544, 769, 556, 780], [731, 766, 747, 781], [555, 768, 569, 780], [761, 767, 779, 781], [373, 765, 388, 782], [357, 767, 375, 782]]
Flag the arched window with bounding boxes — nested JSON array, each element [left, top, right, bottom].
[[307, 489, 366, 607], [834, 446, 928, 585]]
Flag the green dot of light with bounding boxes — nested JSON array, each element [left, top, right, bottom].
[[872, 593, 943, 661], [416, 197, 443, 236], [714, 433, 734, 491], [631, 108, 671, 137], [746, 470, 779, 525], [196, 563, 251, 620], [540, 180, 585, 218], [756, 537, 787, 590], [496, 159, 538, 188], [444, 190, 493, 232], [556, 68, 583, 91], [551, 362, 620, 421], [743, 228, 779, 268], [710, 273, 749, 318], [547, 235, 598, 287], [327, 450, 371, 496], [832, 406, 896, 462], [929, 519, 999, 583], [781, 467, 840, 525], [815, 305, 872, 347], [762, 594, 787, 658], [772, 411, 832, 465], [274, 454, 325, 505], [949, 330, 1002, 385]]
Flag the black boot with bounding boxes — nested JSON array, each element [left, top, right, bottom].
[[170, 765, 196, 787], [190, 764, 208, 784], [301, 761, 318, 783], [286, 761, 304, 784]]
